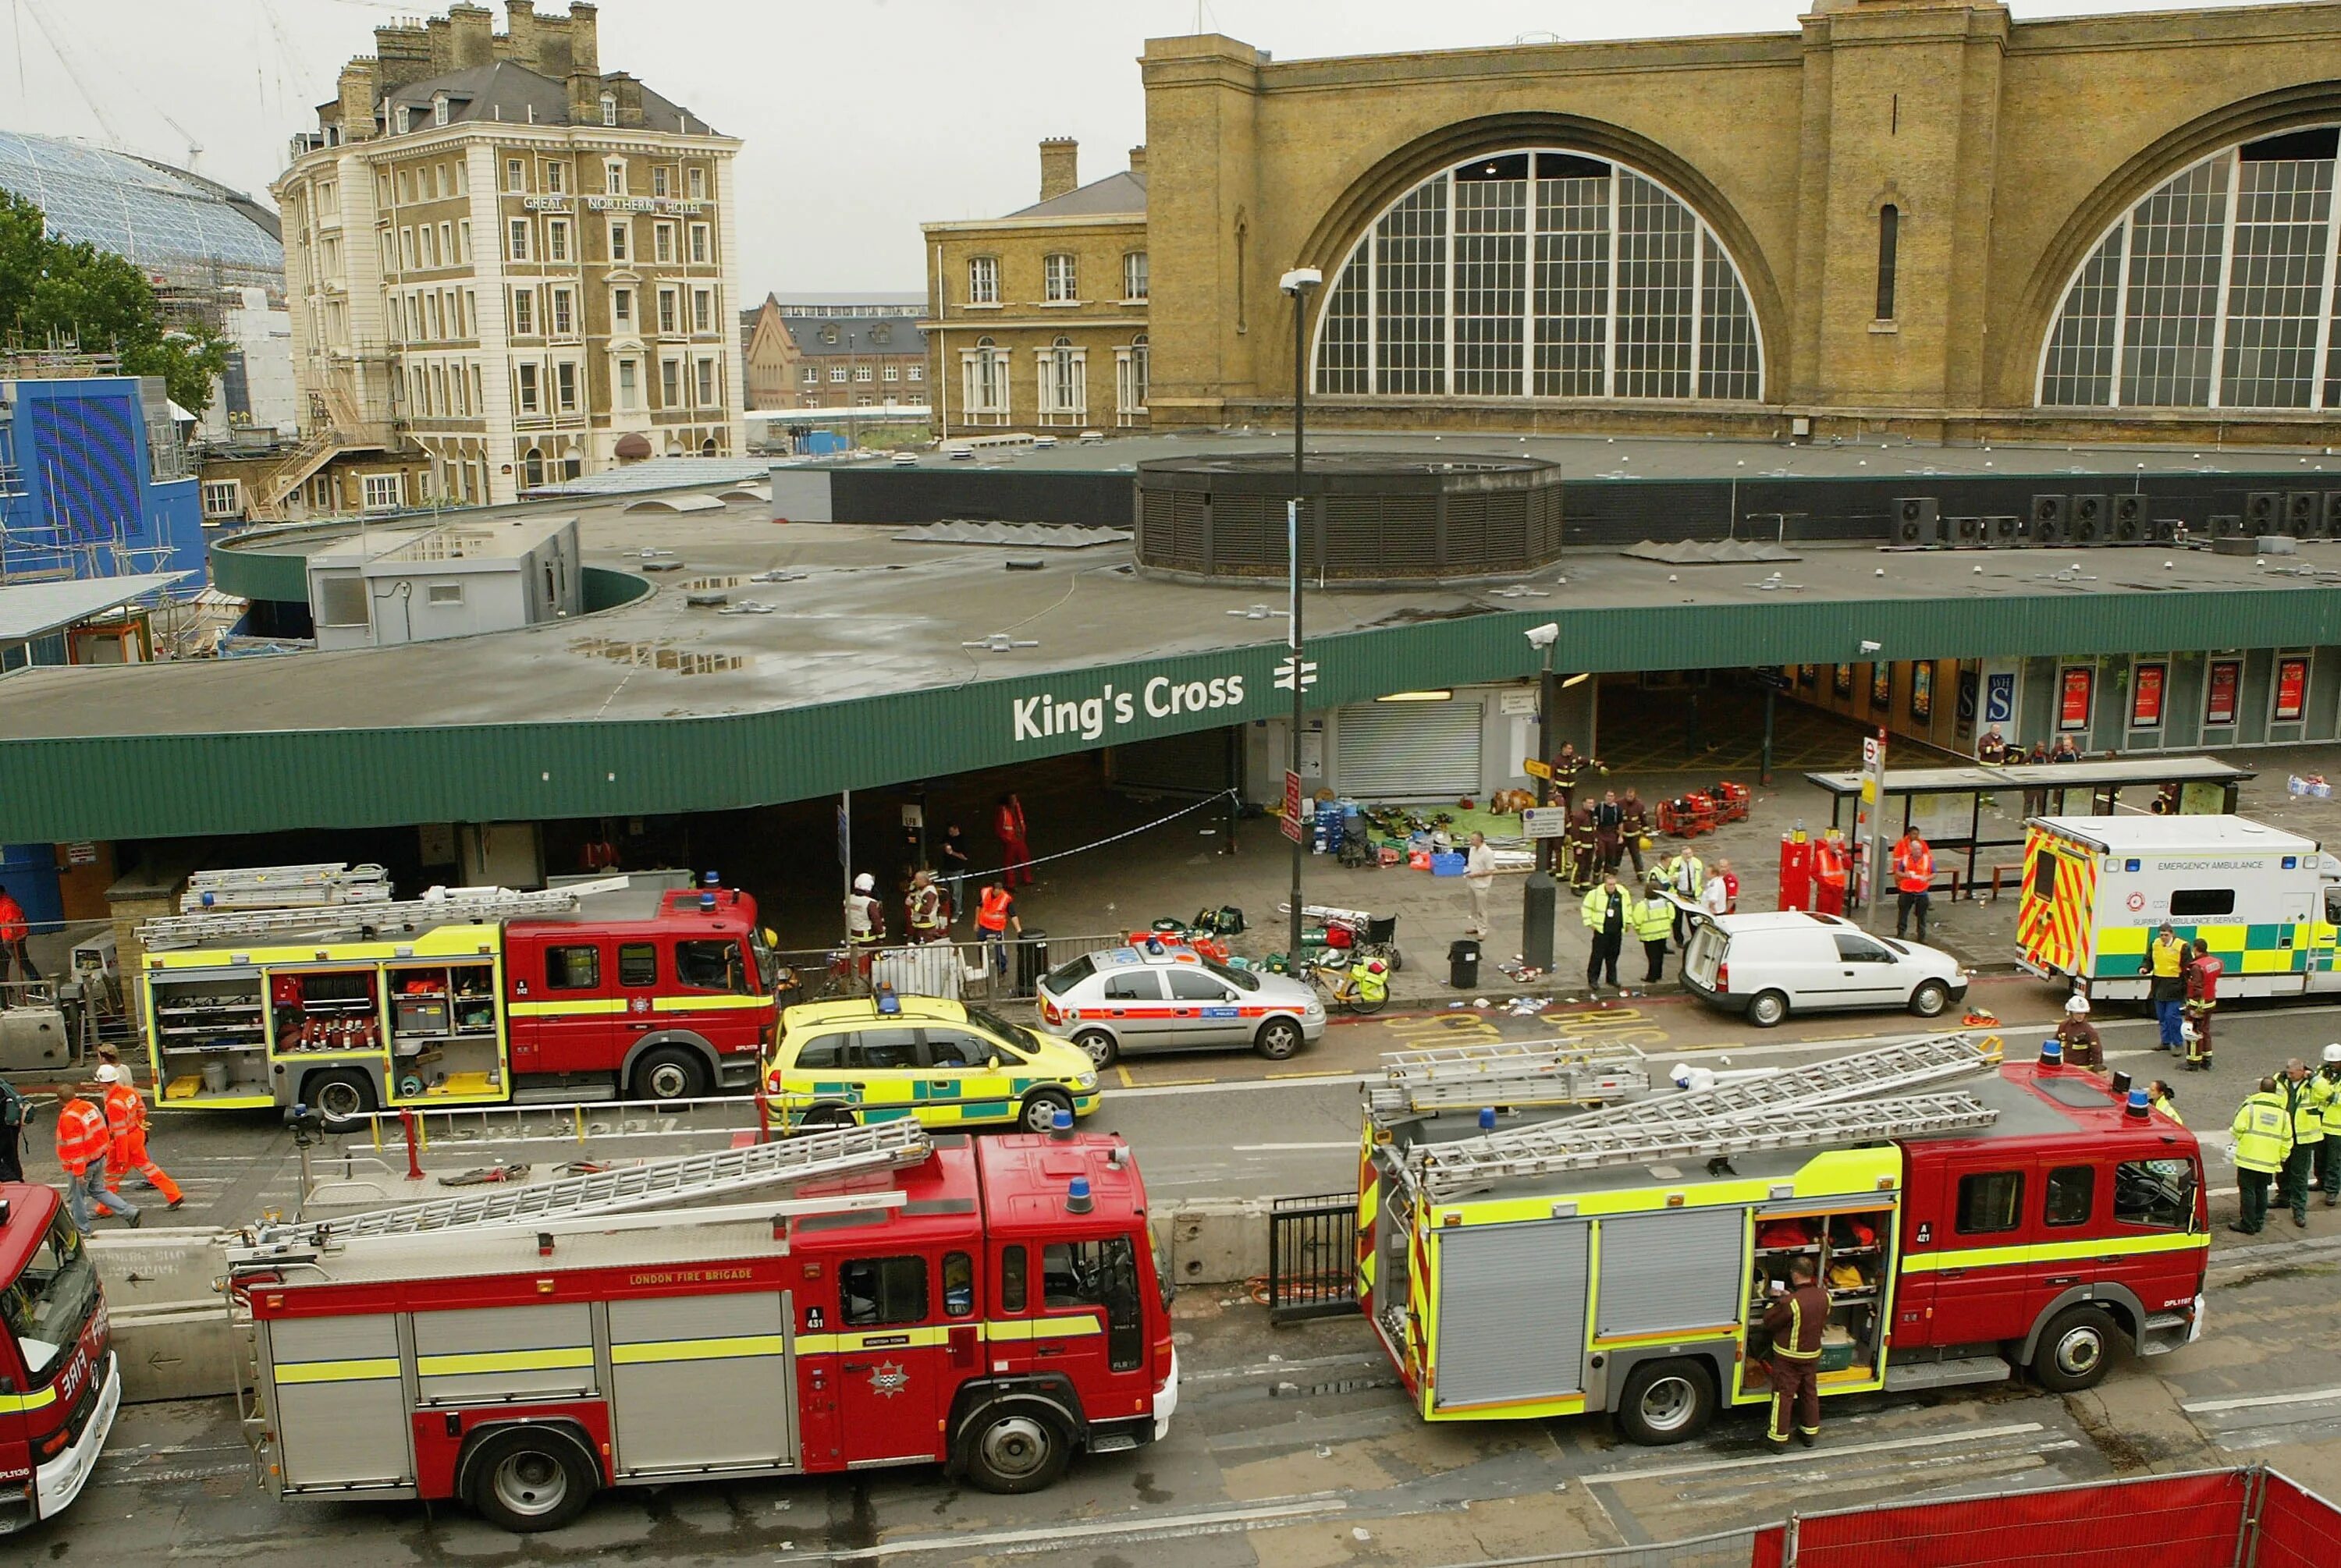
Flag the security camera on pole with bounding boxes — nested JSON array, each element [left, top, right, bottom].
[[1281, 266, 1323, 966], [1521, 622, 1561, 970]]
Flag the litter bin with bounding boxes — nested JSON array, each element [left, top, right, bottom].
[[1014, 930, 1050, 997], [1448, 938, 1480, 991]]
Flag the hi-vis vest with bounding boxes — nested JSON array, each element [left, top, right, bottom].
[[2148, 936, 2187, 978], [976, 888, 1012, 933], [54, 1097, 108, 1172], [1895, 842, 1934, 894], [1632, 897, 1674, 942], [2288, 1077, 2327, 1145], [2316, 1070, 2341, 1136], [1813, 843, 1848, 887], [2233, 1091, 2293, 1173]]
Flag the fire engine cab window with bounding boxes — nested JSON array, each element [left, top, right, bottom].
[[943, 1251, 974, 1317], [2044, 1165, 2096, 1226], [1043, 1237, 1145, 1371], [545, 945, 600, 988], [2168, 889, 2236, 918], [1, 1215, 94, 1383], [677, 938, 747, 992], [617, 942, 658, 987], [2031, 853, 2059, 903], [1103, 972, 1163, 1002], [1000, 1244, 1028, 1313], [2115, 1158, 2198, 1230], [839, 1255, 927, 1326], [1167, 970, 1229, 1002], [846, 1028, 921, 1070], [1955, 1170, 2025, 1234]]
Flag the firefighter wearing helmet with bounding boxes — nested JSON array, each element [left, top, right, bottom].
[[2054, 994, 2103, 1073]]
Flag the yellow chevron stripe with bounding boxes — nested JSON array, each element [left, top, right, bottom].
[[983, 1314, 1103, 1342], [611, 1335, 786, 1365], [1900, 1231, 2210, 1274], [417, 1346, 595, 1377], [274, 1357, 402, 1385], [0, 1384, 61, 1412], [506, 999, 627, 1017], [651, 993, 769, 1013]]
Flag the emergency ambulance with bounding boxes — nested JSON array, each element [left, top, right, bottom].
[[0, 1184, 119, 1535], [1355, 1034, 2208, 1442], [227, 1121, 1176, 1532], [2016, 816, 2341, 1000]]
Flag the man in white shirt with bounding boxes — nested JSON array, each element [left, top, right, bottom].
[[1463, 832, 1495, 936]]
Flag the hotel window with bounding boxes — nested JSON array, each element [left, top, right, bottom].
[[1044, 253, 1078, 302], [601, 94, 617, 128], [688, 223, 710, 264], [395, 105, 411, 135], [398, 169, 413, 203], [883, 365, 900, 381], [658, 288, 678, 335], [801, 367, 818, 385], [437, 222, 453, 266], [517, 362, 540, 413], [692, 288, 713, 332], [1039, 335, 1085, 422], [829, 367, 847, 383], [654, 222, 674, 263], [968, 256, 999, 305], [661, 358, 682, 406], [551, 286, 574, 335], [511, 286, 535, 335], [201, 480, 243, 518], [432, 93, 449, 126], [506, 158, 525, 193], [696, 357, 716, 405], [907, 363, 922, 382], [855, 366, 873, 383], [605, 158, 626, 195], [1124, 251, 1149, 301], [400, 227, 415, 269], [652, 166, 670, 198], [609, 221, 629, 263], [458, 220, 471, 262], [547, 218, 570, 263], [613, 287, 634, 329], [1117, 334, 1149, 424], [378, 172, 393, 207], [618, 357, 639, 410], [556, 360, 577, 412], [687, 166, 705, 200], [1876, 204, 1900, 321], [545, 161, 567, 194], [507, 218, 530, 262]]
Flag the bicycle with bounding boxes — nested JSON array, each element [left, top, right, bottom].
[[1298, 956, 1390, 1016]]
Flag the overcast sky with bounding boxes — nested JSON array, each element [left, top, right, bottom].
[[0, 0, 2271, 296]]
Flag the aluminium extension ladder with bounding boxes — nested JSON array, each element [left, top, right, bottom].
[[139, 877, 631, 950], [1368, 1038, 1651, 1118], [1412, 1091, 1999, 1199], [180, 862, 393, 912], [237, 1119, 934, 1254]]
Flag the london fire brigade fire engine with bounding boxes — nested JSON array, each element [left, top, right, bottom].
[[0, 1183, 119, 1535], [1357, 1034, 2208, 1441], [225, 1120, 1178, 1532], [137, 867, 779, 1121]]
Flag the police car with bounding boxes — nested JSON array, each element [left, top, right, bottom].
[[1036, 942, 1325, 1067]]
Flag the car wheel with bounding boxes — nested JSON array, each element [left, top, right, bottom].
[[1021, 1089, 1075, 1133], [1614, 1360, 1717, 1446], [960, 1403, 1071, 1494], [1073, 1030, 1119, 1070], [1909, 979, 1951, 1018], [303, 1069, 376, 1130], [464, 1425, 596, 1533], [1255, 1017, 1303, 1059], [631, 1045, 707, 1102], [1746, 990, 1789, 1029], [2032, 1306, 2118, 1392], [800, 1103, 856, 1131]]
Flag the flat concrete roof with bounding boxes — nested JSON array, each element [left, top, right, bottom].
[[0, 573, 190, 641]]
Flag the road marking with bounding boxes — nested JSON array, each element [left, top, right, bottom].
[[1265, 1070, 1352, 1081], [2184, 1385, 2341, 1414], [1116, 1066, 1135, 1089], [1587, 1421, 2046, 1485], [1111, 1076, 1365, 1101], [1231, 1141, 1358, 1152], [797, 1495, 1351, 1559]]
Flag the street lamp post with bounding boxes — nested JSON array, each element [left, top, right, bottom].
[[1522, 623, 1561, 970], [1281, 267, 1323, 967]]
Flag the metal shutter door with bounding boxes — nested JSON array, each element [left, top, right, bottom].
[[1337, 700, 1483, 800], [413, 1303, 596, 1404], [1433, 1219, 1589, 1410], [609, 1292, 796, 1474], [266, 1314, 414, 1490], [1595, 1210, 1748, 1337]]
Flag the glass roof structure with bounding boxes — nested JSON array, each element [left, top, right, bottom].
[[0, 132, 280, 289]]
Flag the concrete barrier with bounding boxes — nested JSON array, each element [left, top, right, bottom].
[[1156, 1201, 1270, 1290]]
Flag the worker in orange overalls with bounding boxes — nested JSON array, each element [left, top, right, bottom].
[[55, 1081, 138, 1230], [1811, 830, 1849, 917], [1893, 832, 1935, 942], [98, 1060, 183, 1209]]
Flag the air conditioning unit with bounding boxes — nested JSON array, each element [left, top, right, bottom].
[[2289, 491, 2322, 537], [1894, 496, 1941, 546], [2324, 492, 2341, 539], [2112, 494, 2144, 543], [2147, 517, 2179, 543], [1985, 515, 2024, 547], [2209, 513, 2245, 539], [2069, 494, 2108, 545], [2247, 491, 2283, 535], [2030, 495, 2068, 546], [1949, 516, 1984, 548]]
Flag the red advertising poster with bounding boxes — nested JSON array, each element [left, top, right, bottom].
[[2131, 662, 2167, 729], [1909, 661, 1934, 723], [2205, 660, 2240, 727], [2058, 666, 2094, 731], [2275, 656, 2310, 722], [1870, 662, 1892, 710]]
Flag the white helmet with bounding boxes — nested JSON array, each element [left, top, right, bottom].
[[2323, 1042, 2341, 1066], [94, 1062, 123, 1085], [2064, 995, 2089, 1015], [853, 873, 874, 893]]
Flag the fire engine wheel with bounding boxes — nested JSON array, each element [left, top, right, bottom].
[[1254, 1018, 1303, 1059], [2032, 1307, 2119, 1392], [961, 1404, 1071, 1493], [1908, 980, 1952, 1018], [1614, 1360, 1717, 1446], [304, 1069, 376, 1129], [1746, 991, 1790, 1029], [1020, 1090, 1075, 1133], [631, 1046, 708, 1102], [1074, 1030, 1120, 1070], [465, 1427, 595, 1533]]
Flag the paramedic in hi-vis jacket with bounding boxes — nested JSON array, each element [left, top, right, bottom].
[[1761, 1255, 1828, 1452]]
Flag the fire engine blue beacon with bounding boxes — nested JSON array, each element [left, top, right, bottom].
[[1479, 1106, 1497, 1132], [2127, 1089, 2151, 1119], [1067, 1176, 1095, 1215], [2038, 1038, 2063, 1067]]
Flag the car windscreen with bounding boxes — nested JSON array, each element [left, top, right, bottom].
[[965, 1005, 1043, 1055], [1039, 954, 1096, 994], [1202, 959, 1261, 992], [2, 1213, 96, 1385]]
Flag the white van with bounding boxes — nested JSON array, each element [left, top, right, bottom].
[[1680, 910, 1970, 1028]]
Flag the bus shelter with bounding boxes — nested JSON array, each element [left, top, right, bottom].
[[1801, 755, 2257, 893]]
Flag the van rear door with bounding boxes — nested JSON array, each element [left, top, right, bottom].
[[1683, 922, 1725, 989]]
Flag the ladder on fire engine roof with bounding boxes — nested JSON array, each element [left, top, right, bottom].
[[179, 862, 393, 913], [241, 1120, 936, 1253], [137, 877, 632, 951], [1412, 1091, 2000, 1200], [1368, 1038, 1652, 1118]]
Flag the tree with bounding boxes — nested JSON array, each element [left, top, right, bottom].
[[0, 187, 230, 415]]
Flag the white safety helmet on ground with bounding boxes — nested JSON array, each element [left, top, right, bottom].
[[852, 873, 875, 892], [2324, 1042, 2341, 1065], [94, 1062, 122, 1084], [2064, 994, 2090, 1015]]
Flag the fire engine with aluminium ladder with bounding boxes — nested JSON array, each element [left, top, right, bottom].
[[1356, 1033, 2209, 1442], [136, 867, 780, 1123], [222, 1119, 1177, 1532]]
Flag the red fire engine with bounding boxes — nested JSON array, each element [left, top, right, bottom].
[[1359, 1035, 2209, 1438], [139, 876, 779, 1120], [226, 1121, 1178, 1532], [0, 1184, 119, 1535]]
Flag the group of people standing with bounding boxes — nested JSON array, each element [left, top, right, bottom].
[[1574, 851, 1736, 992], [2141, 921, 2222, 1070], [2230, 1050, 2341, 1234]]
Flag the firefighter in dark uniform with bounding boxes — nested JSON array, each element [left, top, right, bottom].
[[1761, 1254, 1828, 1452], [1564, 808, 1600, 892], [1616, 789, 1651, 880], [1551, 743, 1605, 815]]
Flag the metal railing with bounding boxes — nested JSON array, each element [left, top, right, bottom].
[[769, 929, 1132, 1006], [1426, 1530, 1762, 1568], [1266, 1190, 1360, 1324]]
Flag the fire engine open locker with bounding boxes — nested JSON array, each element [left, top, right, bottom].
[[1356, 1035, 2209, 1442]]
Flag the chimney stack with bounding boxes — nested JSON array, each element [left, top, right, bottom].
[[1128, 145, 1147, 176], [504, 0, 538, 65], [567, 2, 599, 75], [449, 3, 494, 68], [1039, 137, 1078, 203], [425, 15, 453, 73], [336, 59, 381, 142]]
